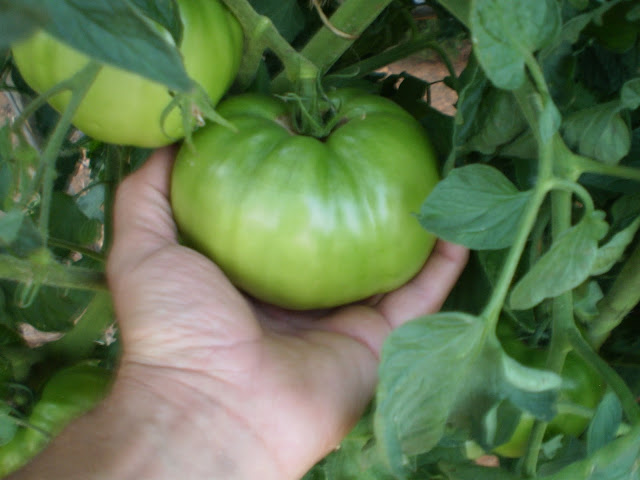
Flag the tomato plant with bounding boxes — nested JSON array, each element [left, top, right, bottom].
[[171, 89, 439, 309], [0, 364, 112, 476], [1, 0, 640, 479], [11, 0, 243, 147]]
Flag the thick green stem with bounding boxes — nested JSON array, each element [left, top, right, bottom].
[[272, 0, 395, 91], [220, 0, 319, 87], [522, 189, 574, 477], [589, 242, 640, 349], [482, 185, 548, 325], [481, 85, 556, 324], [102, 145, 126, 254], [36, 61, 102, 245], [571, 154, 640, 183], [0, 254, 106, 291]]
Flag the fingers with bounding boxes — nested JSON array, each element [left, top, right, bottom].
[[106, 146, 179, 284], [376, 240, 469, 328]]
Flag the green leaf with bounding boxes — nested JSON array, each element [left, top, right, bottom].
[[465, 89, 528, 154], [499, 351, 561, 420], [439, 462, 520, 480], [249, 0, 306, 43], [45, 292, 114, 362], [587, 391, 623, 456], [4, 282, 94, 333], [470, 0, 561, 90], [130, 0, 182, 46], [611, 192, 640, 230], [620, 77, 640, 110], [76, 184, 106, 223], [0, 405, 17, 447], [591, 215, 640, 276], [0, 210, 24, 247], [437, 0, 472, 27], [375, 312, 485, 475], [573, 281, 604, 324], [419, 164, 533, 250], [0, 0, 49, 48], [28, 0, 192, 92], [49, 192, 102, 247], [510, 211, 609, 310], [539, 424, 640, 480], [563, 102, 631, 165]]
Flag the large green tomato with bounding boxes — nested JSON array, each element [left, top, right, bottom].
[[171, 90, 440, 310], [493, 324, 606, 458], [11, 0, 242, 147]]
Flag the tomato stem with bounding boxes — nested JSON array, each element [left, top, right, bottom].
[[219, 0, 320, 88], [35, 61, 102, 246], [570, 154, 640, 183], [0, 254, 107, 292], [481, 80, 556, 325], [271, 0, 396, 92], [328, 33, 460, 91]]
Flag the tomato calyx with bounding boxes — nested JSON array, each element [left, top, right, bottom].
[[167, 84, 238, 149]]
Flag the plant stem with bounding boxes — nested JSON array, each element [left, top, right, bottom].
[[329, 34, 460, 90], [571, 154, 640, 183], [0, 254, 107, 292], [102, 145, 126, 253], [47, 237, 105, 263], [482, 187, 548, 324], [35, 61, 102, 245], [522, 189, 574, 477], [547, 178, 595, 215], [219, 0, 319, 87], [588, 242, 640, 349], [272, 0, 395, 92], [481, 83, 556, 324]]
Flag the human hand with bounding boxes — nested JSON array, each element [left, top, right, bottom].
[[12, 146, 468, 480]]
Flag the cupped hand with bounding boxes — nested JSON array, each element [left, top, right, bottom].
[[106, 146, 468, 479]]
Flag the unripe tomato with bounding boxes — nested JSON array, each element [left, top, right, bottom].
[[171, 89, 440, 309], [11, 0, 243, 147]]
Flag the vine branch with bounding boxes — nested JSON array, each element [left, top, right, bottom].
[[0, 254, 107, 292]]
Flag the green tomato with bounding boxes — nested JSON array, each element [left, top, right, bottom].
[[11, 0, 242, 147], [171, 89, 440, 310], [0, 364, 112, 476], [493, 328, 606, 458]]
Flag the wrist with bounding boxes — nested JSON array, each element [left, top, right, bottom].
[[10, 361, 284, 480], [112, 361, 286, 480]]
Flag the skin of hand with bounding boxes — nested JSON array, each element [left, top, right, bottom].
[[11, 146, 468, 480]]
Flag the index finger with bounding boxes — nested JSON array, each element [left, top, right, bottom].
[[376, 241, 469, 328]]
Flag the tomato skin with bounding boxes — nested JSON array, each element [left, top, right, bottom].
[[0, 364, 112, 476], [171, 90, 440, 310], [493, 327, 606, 458], [11, 0, 243, 147]]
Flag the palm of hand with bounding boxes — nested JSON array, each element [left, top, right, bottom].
[[107, 147, 468, 479]]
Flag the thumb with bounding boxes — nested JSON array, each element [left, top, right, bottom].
[[106, 146, 178, 285]]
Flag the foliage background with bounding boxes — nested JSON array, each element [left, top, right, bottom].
[[1, 0, 640, 478]]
